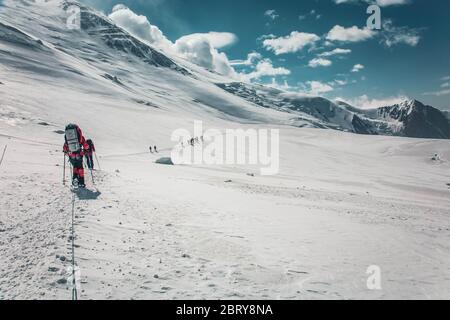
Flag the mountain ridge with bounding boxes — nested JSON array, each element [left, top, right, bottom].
[[218, 82, 450, 139]]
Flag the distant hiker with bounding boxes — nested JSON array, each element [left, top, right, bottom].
[[154, 146, 158, 153], [432, 153, 440, 161], [149, 146, 153, 153], [63, 124, 89, 188], [85, 139, 96, 170]]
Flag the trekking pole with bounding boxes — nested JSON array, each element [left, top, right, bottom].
[[69, 160, 74, 187], [94, 152, 101, 171], [63, 153, 66, 185], [0, 145, 7, 167], [90, 169, 95, 185], [83, 156, 95, 186]]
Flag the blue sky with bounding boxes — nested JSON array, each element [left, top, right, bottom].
[[81, 0, 450, 109]]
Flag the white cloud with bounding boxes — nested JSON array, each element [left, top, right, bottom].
[[106, 5, 297, 82], [173, 32, 238, 72], [230, 52, 262, 66], [262, 31, 320, 55], [108, 5, 242, 78], [376, 0, 410, 7], [109, 4, 173, 51], [307, 81, 334, 95], [441, 82, 450, 88], [196, 32, 238, 49], [423, 89, 450, 97], [324, 20, 419, 50], [326, 25, 376, 42], [336, 95, 409, 109], [174, 34, 239, 77], [380, 20, 421, 47], [243, 59, 291, 81], [264, 9, 279, 20], [111, 4, 128, 12], [308, 58, 333, 68], [332, 79, 348, 86], [333, 0, 355, 3], [442, 76, 450, 81], [333, 0, 410, 6], [318, 48, 352, 57], [269, 78, 293, 91], [351, 64, 365, 72], [297, 9, 322, 22]]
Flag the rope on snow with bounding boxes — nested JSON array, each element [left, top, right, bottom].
[[0, 145, 7, 167]]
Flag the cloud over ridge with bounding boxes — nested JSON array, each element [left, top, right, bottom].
[[107, 4, 290, 81]]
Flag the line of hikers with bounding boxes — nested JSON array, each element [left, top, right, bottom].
[[63, 123, 167, 187], [63, 124, 96, 188], [181, 136, 204, 148]]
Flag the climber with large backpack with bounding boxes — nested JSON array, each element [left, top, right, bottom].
[[63, 124, 89, 188], [85, 139, 96, 170]]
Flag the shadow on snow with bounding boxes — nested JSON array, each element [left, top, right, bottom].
[[74, 188, 101, 200]]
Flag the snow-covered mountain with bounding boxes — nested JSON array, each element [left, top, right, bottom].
[[444, 110, 450, 120], [1, 0, 448, 140], [63, 1, 189, 74], [375, 100, 450, 139], [219, 82, 450, 139], [218, 82, 372, 133]]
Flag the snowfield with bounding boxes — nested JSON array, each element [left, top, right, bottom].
[[0, 0, 449, 300]]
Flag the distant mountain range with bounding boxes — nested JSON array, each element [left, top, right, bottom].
[[218, 82, 450, 139]]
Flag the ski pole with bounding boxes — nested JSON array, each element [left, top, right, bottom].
[[0, 145, 7, 168], [94, 152, 101, 171], [63, 153, 67, 185], [83, 156, 95, 185], [69, 160, 73, 182], [90, 168, 95, 185]]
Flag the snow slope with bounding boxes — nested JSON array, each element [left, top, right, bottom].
[[1, 0, 450, 300]]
